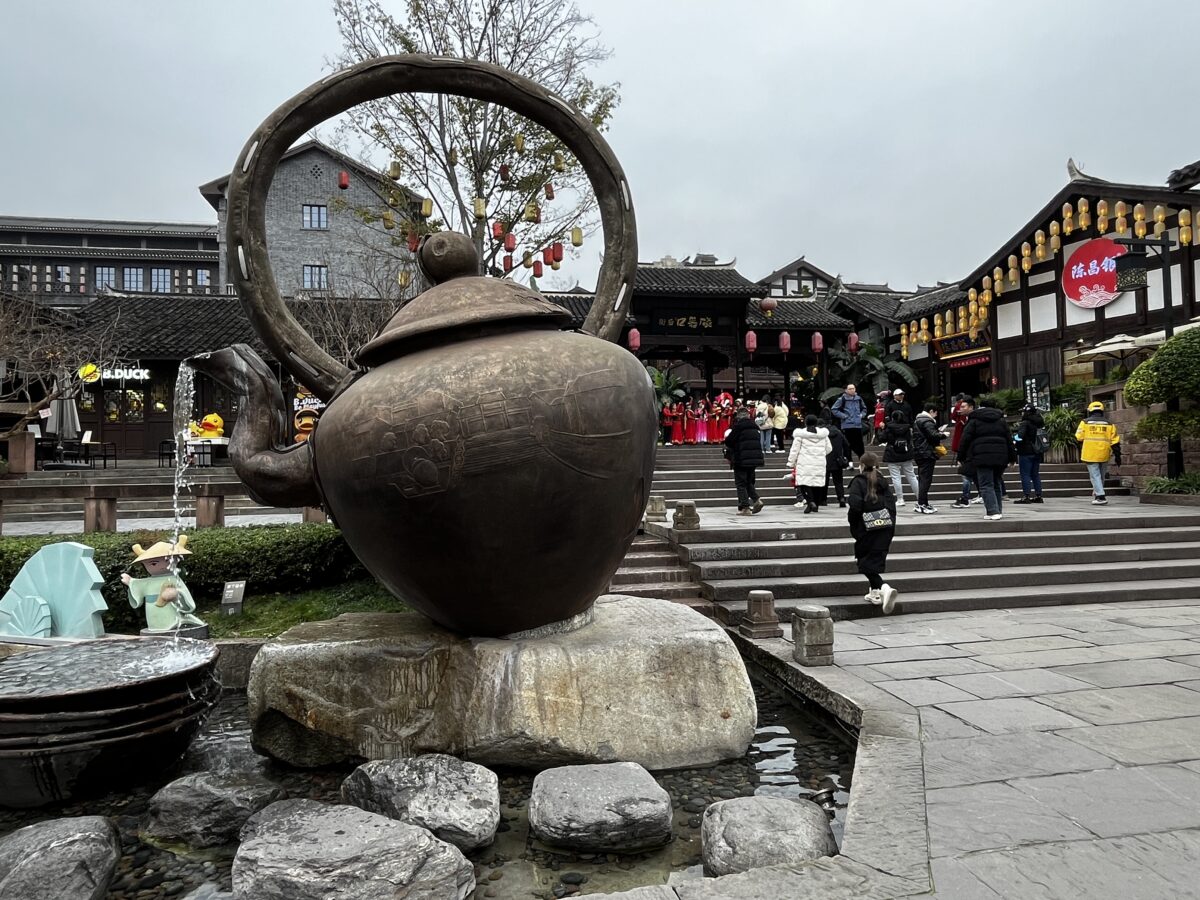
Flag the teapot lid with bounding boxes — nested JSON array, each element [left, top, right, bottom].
[[356, 233, 570, 367]]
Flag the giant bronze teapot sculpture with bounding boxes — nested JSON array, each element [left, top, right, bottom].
[[189, 56, 656, 637]]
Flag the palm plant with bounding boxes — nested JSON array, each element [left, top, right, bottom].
[[819, 341, 917, 403], [645, 364, 688, 407]]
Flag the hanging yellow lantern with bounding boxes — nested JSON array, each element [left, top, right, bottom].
[[553, 150, 565, 172], [387, 159, 402, 180], [1180, 209, 1193, 246], [982, 288, 993, 305], [523, 251, 534, 268], [386, 193, 398, 207], [1154, 204, 1167, 224], [420, 197, 433, 218], [448, 147, 458, 166], [570, 226, 583, 247], [1021, 242, 1033, 272], [1062, 202, 1074, 235], [1134, 202, 1147, 222], [1115, 200, 1128, 218], [969, 299, 979, 316], [946, 308, 956, 332], [1049, 221, 1060, 238], [1135, 218, 1147, 238], [473, 197, 486, 219], [397, 269, 411, 288], [910, 319, 919, 336], [934, 313, 943, 326], [514, 133, 526, 154], [1008, 266, 1019, 285], [982, 275, 992, 292], [1050, 233, 1061, 253], [934, 322, 944, 339], [1035, 230, 1047, 260], [1116, 215, 1128, 235], [993, 267, 1004, 295], [382, 210, 395, 230], [1078, 198, 1091, 230], [524, 202, 540, 222], [968, 287, 978, 305], [551, 259, 561, 271], [979, 304, 989, 323]]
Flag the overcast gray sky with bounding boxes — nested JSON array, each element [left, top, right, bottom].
[[4, 0, 1200, 291]]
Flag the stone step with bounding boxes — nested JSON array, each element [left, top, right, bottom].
[[659, 511, 1200, 544], [609, 567, 692, 585], [692, 540, 1200, 581], [651, 464, 1086, 481], [2, 503, 290, 524], [702, 558, 1200, 603], [619, 551, 683, 568], [606, 581, 706, 601], [664, 490, 1131, 510], [680, 526, 1200, 562], [715, 580, 1200, 625], [648, 485, 1114, 503]]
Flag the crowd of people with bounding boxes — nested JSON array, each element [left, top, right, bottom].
[[658, 392, 796, 452], [718, 381, 1122, 616]]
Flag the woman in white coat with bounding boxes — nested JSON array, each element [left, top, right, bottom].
[[788, 415, 833, 514]]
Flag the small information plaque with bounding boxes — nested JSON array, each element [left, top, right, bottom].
[[221, 580, 246, 617]]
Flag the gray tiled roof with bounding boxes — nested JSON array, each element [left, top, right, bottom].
[[79, 294, 258, 360], [634, 263, 768, 298], [0, 215, 216, 237], [542, 292, 635, 327], [744, 298, 853, 329], [894, 284, 968, 323]]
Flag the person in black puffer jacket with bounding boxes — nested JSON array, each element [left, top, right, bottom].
[[881, 410, 920, 506], [847, 452, 899, 614], [724, 408, 765, 515], [819, 409, 850, 507], [958, 398, 1017, 519], [1013, 405, 1045, 503], [912, 402, 945, 513]]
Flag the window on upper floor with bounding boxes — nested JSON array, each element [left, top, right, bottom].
[[302, 264, 329, 290], [302, 205, 329, 230], [151, 268, 172, 293], [123, 267, 144, 291], [55, 265, 72, 286], [95, 266, 115, 291], [196, 269, 210, 287]]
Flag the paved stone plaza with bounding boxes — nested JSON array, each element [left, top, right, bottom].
[[736, 599, 1200, 899]]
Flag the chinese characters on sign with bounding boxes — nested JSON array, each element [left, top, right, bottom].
[[654, 314, 715, 333], [1023, 372, 1051, 412], [1062, 238, 1129, 309]]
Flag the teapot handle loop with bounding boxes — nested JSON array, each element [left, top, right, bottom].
[[226, 54, 638, 402]]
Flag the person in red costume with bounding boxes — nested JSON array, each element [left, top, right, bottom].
[[714, 390, 734, 438], [683, 398, 697, 444], [659, 402, 673, 445], [696, 395, 710, 444], [669, 400, 686, 445]]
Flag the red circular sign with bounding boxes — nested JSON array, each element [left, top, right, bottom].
[[1061, 238, 1128, 309]]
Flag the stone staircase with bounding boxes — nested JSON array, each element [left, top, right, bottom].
[[653, 506, 1200, 623], [608, 534, 711, 617]]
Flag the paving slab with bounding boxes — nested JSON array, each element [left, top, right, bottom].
[[917, 708, 985, 742], [937, 668, 1093, 699], [1035, 684, 1200, 725], [833, 633, 884, 653], [856, 658, 997, 681], [932, 697, 1089, 735], [922, 731, 1115, 789], [1048, 657, 1200, 687], [968, 646, 1114, 671], [928, 857, 1004, 899], [927, 781, 1093, 856], [948, 634, 1091, 655], [1095, 639, 1200, 661], [1008, 764, 1200, 837], [1068, 626, 1195, 644], [875, 679, 977, 707], [1054, 717, 1200, 765], [833, 645, 976, 667]]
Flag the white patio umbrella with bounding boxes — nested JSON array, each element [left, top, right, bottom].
[[1132, 315, 1200, 348], [1071, 334, 1144, 363], [45, 374, 81, 442]]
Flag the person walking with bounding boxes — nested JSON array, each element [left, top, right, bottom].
[[847, 452, 898, 614], [754, 395, 774, 454], [831, 384, 867, 459], [819, 409, 850, 508], [912, 401, 944, 513], [1013, 404, 1046, 504], [958, 397, 1016, 520], [884, 389, 913, 427], [771, 396, 790, 452], [724, 408, 766, 515], [1076, 401, 1121, 505], [788, 415, 833, 513], [881, 410, 920, 506], [950, 395, 982, 508], [871, 392, 888, 444]]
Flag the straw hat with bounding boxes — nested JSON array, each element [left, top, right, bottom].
[[132, 534, 192, 563]]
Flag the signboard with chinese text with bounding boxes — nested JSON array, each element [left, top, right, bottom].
[[1062, 238, 1129, 309], [651, 312, 717, 334], [933, 331, 990, 359], [1023, 372, 1050, 411]]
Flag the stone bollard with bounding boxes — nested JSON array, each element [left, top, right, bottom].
[[302, 506, 327, 524], [792, 605, 834, 667], [739, 589, 784, 639], [196, 495, 226, 529], [645, 495, 668, 523], [673, 500, 700, 531], [83, 496, 117, 533]]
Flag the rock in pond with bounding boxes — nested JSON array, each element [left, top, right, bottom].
[[340, 754, 500, 851], [248, 595, 756, 771], [528, 762, 672, 852], [0, 815, 121, 900], [701, 796, 837, 876], [143, 771, 287, 848], [232, 798, 474, 900]]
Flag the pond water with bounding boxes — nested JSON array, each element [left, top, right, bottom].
[[0, 677, 856, 899]]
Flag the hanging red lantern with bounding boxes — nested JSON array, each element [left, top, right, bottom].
[[811, 331, 824, 354], [544, 183, 555, 200], [847, 332, 860, 353], [499, 164, 511, 182], [504, 233, 516, 252], [627, 328, 641, 353], [744, 330, 757, 355], [542, 247, 554, 265], [492, 221, 505, 241], [337, 170, 350, 190], [533, 260, 544, 277], [503, 254, 513, 272], [761, 296, 779, 318], [552, 241, 564, 262], [779, 331, 792, 355]]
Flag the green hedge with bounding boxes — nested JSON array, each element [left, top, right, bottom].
[[1145, 473, 1200, 495], [1134, 410, 1200, 442], [0, 523, 366, 634], [1125, 328, 1200, 407]]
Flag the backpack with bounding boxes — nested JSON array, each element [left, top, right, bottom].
[[1033, 427, 1051, 455], [890, 426, 910, 455]]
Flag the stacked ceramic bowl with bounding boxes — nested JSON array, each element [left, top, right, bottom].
[[0, 637, 220, 807]]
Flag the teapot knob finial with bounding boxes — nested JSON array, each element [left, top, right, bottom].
[[420, 231, 479, 285]]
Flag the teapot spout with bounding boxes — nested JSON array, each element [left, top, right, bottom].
[[185, 344, 322, 509]]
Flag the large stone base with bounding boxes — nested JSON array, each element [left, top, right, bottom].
[[248, 595, 757, 771]]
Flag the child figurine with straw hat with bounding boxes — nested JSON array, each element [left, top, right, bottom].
[[120, 535, 205, 632]]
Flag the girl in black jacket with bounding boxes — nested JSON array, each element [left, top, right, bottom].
[[819, 409, 850, 507], [847, 452, 898, 614], [1014, 405, 1045, 504], [723, 410, 765, 515]]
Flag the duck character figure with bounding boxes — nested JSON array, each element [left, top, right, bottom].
[[120, 535, 206, 632], [189, 413, 225, 439]]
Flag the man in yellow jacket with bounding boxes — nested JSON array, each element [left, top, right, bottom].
[[1076, 401, 1121, 505]]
